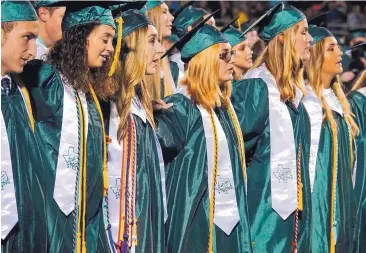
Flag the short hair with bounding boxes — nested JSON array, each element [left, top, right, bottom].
[[1, 22, 17, 35]]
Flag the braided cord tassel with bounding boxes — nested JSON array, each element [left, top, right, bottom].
[[207, 110, 219, 253], [293, 142, 302, 253], [329, 124, 338, 253]]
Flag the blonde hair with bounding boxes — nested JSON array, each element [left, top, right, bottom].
[[305, 39, 359, 137], [180, 44, 231, 110], [115, 26, 155, 140], [351, 70, 366, 91], [147, 5, 175, 99], [253, 23, 306, 102]]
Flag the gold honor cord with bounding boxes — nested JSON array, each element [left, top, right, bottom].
[[293, 142, 303, 253], [207, 110, 219, 253], [227, 105, 247, 183], [18, 84, 35, 132], [330, 128, 338, 253]]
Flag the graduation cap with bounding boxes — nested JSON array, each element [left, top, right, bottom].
[[110, 1, 146, 17], [221, 17, 247, 47], [108, 2, 150, 77], [32, 0, 65, 8], [172, 6, 208, 40], [349, 42, 366, 52], [349, 28, 366, 39], [61, 1, 118, 32], [145, 0, 164, 11], [161, 10, 227, 63], [240, 2, 305, 43], [308, 12, 333, 45], [172, 1, 194, 18], [1, 1, 38, 22]]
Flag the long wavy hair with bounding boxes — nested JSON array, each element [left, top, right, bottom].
[[305, 39, 359, 137], [114, 25, 154, 140], [351, 70, 366, 91], [147, 5, 175, 99], [47, 22, 114, 98], [254, 23, 306, 102], [180, 43, 231, 110]]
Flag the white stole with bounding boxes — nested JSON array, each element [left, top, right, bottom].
[[1, 112, 18, 239], [302, 85, 323, 192], [53, 76, 89, 215], [107, 98, 168, 251], [35, 38, 49, 60], [197, 105, 239, 235], [244, 65, 298, 220]]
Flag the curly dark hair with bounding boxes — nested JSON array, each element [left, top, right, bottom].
[[47, 22, 116, 99]]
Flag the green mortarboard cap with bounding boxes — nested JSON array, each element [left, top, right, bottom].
[[349, 28, 366, 39], [62, 1, 116, 31], [162, 10, 227, 63], [119, 8, 152, 39], [349, 42, 366, 53], [308, 13, 333, 45], [173, 6, 208, 39], [32, 0, 64, 8], [221, 17, 247, 47], [110, 1, 146, 16], [145, 0, 164, 11], [1, 1, 38, 22], [241, 2, 305, 42]]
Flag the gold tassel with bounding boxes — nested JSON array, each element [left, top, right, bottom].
[[237, 19, 241, 32], [108, 16, 124, 77]]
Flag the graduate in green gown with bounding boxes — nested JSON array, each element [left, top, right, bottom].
[[20, 2, 117, 252], [1, 2, 46, 252], [230, 3, 313, 252], [347, 43, 366, 253], [221, 17, 253, 85], [303, 20, 360, 253], [101, 7, 167, 253], [155, 17, 252, 253], [144, 0, 176, 99], [168, 2, 213, 87]]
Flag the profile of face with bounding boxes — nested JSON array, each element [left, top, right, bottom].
[[159, 3, 174, 38], [1, 21, 39, 75], [294, 19, 313, 62], [38, 7, 66, 47], [86, 24, 115, 68], [218, 42, 235, 84], [233, 40, 253, 70], [321, 36, 344, 76], [146, 25, 164, 75]]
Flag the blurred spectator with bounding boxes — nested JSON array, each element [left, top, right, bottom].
[[348, 5, 365, 30]]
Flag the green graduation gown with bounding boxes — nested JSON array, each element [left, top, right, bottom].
[[154, 93, 252, 253], [231, 78, 312, 253], [1, 75, 47, 253], [348, 89, 366, 253], [101, 99, 165, 253], [169, 60, 179, 86], [304, 87, 356, 253], [21, 60, 109, 253]]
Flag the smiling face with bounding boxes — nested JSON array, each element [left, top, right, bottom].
[[218, 42, 235, 84], [86, 24, 115, 68], [1, 21, 39, 75], [294, 19, 313, 62], [321, 36, 344, 76], [146, 25, 164, 75], [159, 3, 174, 38]]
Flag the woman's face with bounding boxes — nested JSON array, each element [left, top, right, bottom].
[[159, 3, 174, 38], [146, 25, 164, 75], [294, 19, 313, 62], [233, 40, 253, 70], [321, 36, 344, 76], [86, 24, 115, 68], [218, 42, 235, 84]]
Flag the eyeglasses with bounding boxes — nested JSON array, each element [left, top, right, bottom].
[[219, 50, 236, 63]]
